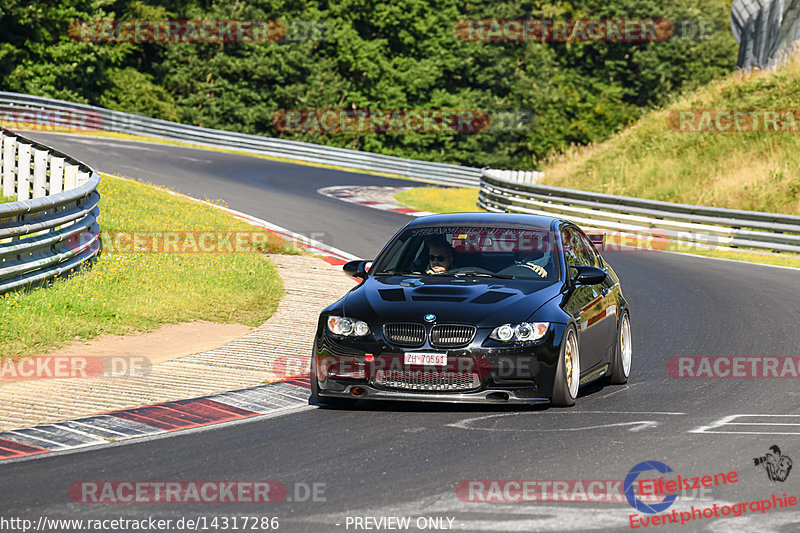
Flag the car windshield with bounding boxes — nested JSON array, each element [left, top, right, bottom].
[[371, 226, 560, 281]]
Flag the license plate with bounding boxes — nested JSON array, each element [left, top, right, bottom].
[[404, 353, 447, 366]]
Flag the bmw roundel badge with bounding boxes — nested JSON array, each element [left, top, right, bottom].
[[424, 313, 436, 323]]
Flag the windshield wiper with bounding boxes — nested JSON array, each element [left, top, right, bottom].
[[450, 272, 516, 280]]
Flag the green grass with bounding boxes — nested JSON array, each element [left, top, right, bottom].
[[0, 195, 15, 204], [0, 174, 300, 359], [394, 187, 485, 213], [541, 52, 800, 215]]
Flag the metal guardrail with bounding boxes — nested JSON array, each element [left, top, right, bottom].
[[479, 168, 800, 254], [0, 127, 101, 293], [0, 92, 483, 187]]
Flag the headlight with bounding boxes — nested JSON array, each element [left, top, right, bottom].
[[490, 322, 549, 342], [327, 316, 371, 337]]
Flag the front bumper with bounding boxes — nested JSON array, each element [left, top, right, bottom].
[[317, 384, 551, 404], [313, 323, 566, 404]]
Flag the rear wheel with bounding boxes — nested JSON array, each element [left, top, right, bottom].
[[551, 326, 580, 407], [310, 350, 358, 408], [607, 312, 632, 385]]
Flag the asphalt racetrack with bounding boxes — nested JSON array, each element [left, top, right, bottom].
[[2, 132, 799, 532]]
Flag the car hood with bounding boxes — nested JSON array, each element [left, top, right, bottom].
[[340, 275, 562, 326]]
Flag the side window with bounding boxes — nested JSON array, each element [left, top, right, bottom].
[[408, 238, 429, 271], [576, 231, 601, 268], [561, 226, 596, 267], [561, 227, 584, 267]]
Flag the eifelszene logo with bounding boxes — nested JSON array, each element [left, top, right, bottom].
[[624, 461, 678, 514], [754, 445, 793, 483]]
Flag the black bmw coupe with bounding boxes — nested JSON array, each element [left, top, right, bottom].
[[311, 213, 631, 407]]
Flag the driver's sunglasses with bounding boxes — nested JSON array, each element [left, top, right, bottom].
[[429, 255, 451, 262]]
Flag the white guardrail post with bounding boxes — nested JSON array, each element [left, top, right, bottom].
[[479, 168, 800, 255], [0, 127, 101, 293], [1, 135, 15, 198]]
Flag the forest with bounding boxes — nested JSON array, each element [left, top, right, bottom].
[[0, 0, 737, 168]]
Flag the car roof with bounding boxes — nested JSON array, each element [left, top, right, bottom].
[[403, 212, 562, 231]]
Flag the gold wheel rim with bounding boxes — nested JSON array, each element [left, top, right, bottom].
[[565, 341, 574, 390], [622, 315, 632, 376], [565, 331, 579, 398]]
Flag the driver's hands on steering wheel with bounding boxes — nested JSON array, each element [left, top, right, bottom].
[[426, 265, 448, 274], [519, 263, 547, 278], [530, 265, 547, 278]]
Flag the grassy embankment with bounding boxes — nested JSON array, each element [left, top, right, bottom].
[[543, 54, 800, 213], [394, 187, 486, 214], [396, 53, 800, 269], [0, 174, 299, 359]]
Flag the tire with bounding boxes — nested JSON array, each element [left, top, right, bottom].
[[607, 311, 632, 385], [310, 351, 357, 408], [310, 357, 324, 405], [551, 325, 580, 407]]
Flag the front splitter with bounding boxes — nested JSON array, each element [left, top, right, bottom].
[[318, 384, 550, 405]]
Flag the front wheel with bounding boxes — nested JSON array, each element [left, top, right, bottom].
[[607, 311, 632, 385], [551, 326, 580, 407]]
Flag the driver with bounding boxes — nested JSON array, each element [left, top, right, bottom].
[[426, 238, 455, 274], [515, 251, 549, 278]]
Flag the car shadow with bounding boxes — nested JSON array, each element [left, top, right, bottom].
[[308, 380, 614, 412], [311, 399, 550, 413]]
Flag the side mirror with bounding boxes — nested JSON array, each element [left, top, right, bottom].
[[343, 260, 369, 280], [571, 266, 607, 285]]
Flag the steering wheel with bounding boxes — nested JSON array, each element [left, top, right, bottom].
[[449, 266, 494, 274]]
